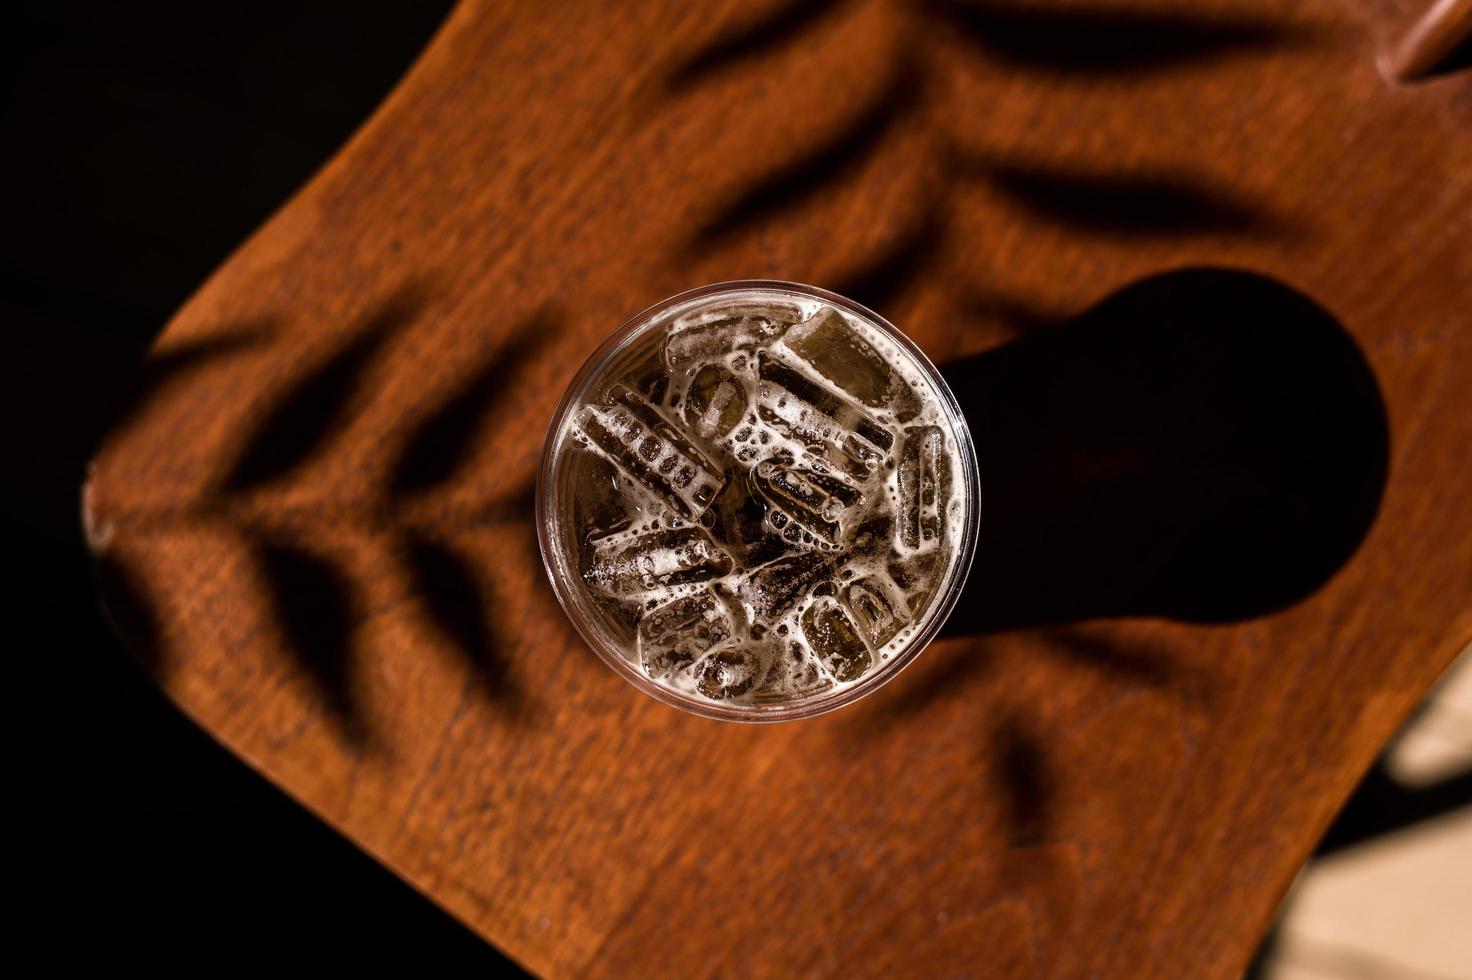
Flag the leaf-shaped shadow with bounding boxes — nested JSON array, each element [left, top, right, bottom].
[[222, 285, 424, 492], [403, 534, 532, 719], [831, 200, 946, 316], [94, 552, 165, 679], [388, 311, 560, 497], [107, 322, 273, 438], [954, 154, 1281, 237], [1434, 32, 1472, 77], [920, 0, 1314, 75], [470, 474, 576, 645], [1041, 627, 1195, 692], [256, 539, 368, 747], [865, 638, 994, 722], [878, 631, 1196, 726], [666, 0, 853, 88], [990, 711, 1053, 844], [692, 55, 923, 246], [469, 472, 539, 527]]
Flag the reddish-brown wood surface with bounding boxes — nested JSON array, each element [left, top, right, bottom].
[[85, 0, 1470, 976]]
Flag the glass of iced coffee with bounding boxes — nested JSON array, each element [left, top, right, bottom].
[[536, 281, 979, 721]]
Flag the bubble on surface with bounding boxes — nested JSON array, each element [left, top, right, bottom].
[[682, 363, 748, 441], [738, 552, 832, 625], [638, 588, 733, 679], [693, 643, 770, 700], [583, 526, 732, 598], [575, 384, 725, 522], [895, 425, 952, 553], [801, 599, 872, 683], [663, 301, 802, 370], [844, 575, 910, 648]]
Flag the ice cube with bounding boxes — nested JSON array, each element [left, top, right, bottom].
[[782, 307, 921, 421], [583, 526, 732, 597], [895, 425, 952, 552], [738, 552, 831, 623], [756, 352, 894, 477], [681, 364, 748, 442], [621, 341, 672, 407], [693, 643, 771, 700], [637, 589, 733, 679], [754, 641, 833, 702], [887, 551, 943, 616], [751, 456, 861, 545], [849, 516, 895, 560], [575, 385, 725, 521], [801, 599, 872, 682], [663, 301, 802, 369], [844, 575, 910, 648], [565, 448, 633, 543], [589, 593, 643, 645]]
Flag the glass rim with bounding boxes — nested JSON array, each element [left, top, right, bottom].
[[535, 279, 980, 723]]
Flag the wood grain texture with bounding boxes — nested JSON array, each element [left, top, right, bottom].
[[84, 0, 1470, 976]]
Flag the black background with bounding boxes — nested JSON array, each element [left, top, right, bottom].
[[5, 3, 519, 971]]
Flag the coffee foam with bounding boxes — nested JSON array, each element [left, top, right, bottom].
[[554, 289, 968, 704]]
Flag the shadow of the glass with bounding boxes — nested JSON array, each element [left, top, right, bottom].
[[943, 266, 1388, 635]]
